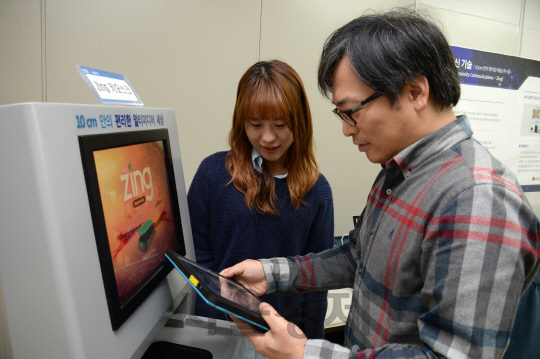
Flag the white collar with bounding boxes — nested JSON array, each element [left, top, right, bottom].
[[251, 147, 288, 179]]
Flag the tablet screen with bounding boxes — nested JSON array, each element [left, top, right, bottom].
[[165, 250, 269, 331], [179, 254, 262, 313]]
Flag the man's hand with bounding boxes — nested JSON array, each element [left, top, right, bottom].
[[220, 259, 268, 296], [231, 302, 307, 359]]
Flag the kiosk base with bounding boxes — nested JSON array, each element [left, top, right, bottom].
[[142, 341, 213, 359], [152, 313, 241, 359]]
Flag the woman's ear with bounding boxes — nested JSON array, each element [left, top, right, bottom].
[[406, 75, 429, 112]]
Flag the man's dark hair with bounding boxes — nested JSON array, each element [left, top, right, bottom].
[[318, 8, 460, 109]]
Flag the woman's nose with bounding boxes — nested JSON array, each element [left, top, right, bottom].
[[262, 128, 276, 143]]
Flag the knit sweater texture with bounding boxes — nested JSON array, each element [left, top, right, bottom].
[[187, 151, 334, 338]]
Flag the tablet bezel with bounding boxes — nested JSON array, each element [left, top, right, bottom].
[[165, 250, 269, 332]]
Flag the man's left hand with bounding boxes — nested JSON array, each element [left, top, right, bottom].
[[231, 302, 307, 359]]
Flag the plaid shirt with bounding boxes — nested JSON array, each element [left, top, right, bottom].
[[261, 116, 540, 359]]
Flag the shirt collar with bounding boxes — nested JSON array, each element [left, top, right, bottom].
[[383, 115, 472, 176], [251, 147, 288, 179]]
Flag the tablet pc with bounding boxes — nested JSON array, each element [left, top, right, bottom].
[[165, 250, 269, 332]]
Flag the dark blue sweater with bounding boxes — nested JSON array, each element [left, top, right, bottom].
[[187, 151, 334, 339]]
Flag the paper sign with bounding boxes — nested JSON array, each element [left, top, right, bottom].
[[77, 65, 143, 106]]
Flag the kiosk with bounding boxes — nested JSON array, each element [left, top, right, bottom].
[[0, 103, 240, 358]]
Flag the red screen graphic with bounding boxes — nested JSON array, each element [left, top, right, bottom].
[[94, 141, 177, 303]]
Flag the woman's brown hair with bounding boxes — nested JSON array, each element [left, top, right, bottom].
[[226, 60, 319, 215]]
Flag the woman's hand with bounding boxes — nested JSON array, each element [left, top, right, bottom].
[[220, 259, 268, 296]]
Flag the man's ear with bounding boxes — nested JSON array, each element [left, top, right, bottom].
[[406, 75, 429, 111]]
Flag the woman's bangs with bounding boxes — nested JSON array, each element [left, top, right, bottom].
[[240, 82, 289, 123]]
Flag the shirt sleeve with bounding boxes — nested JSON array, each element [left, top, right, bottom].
[[260, 241, 360, 294], [303, 340, 351, 359], [260, 256, 357, 359]]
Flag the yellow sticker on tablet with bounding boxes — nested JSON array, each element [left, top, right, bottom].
[[189, 275, 199, 287]]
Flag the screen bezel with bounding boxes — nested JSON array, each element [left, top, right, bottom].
[[165, 250, 269, 332], [79, 129, 186, 331]]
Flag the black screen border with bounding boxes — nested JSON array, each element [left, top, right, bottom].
[[79, 129, 186, 331]]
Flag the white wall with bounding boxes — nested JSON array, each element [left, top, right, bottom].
[[259, 0, 415, 235], [417, 0, 540, 60], [1, 1, 539, 358], [0, 0, 42, 104]]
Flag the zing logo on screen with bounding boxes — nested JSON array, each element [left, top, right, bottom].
[[121, 164, 154, 203]]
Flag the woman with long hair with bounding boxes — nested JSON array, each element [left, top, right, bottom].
[[187, 60, 334, 356]]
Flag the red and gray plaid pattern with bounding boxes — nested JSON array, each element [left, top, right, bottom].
[[261, 117, 540, 358]]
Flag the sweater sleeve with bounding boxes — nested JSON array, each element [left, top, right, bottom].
[[300, 175, 335, 338], [304, 174, 335, 254], [187, 159, 213, 269]]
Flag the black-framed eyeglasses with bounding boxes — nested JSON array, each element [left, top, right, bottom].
[[332, 92, 383, 126]]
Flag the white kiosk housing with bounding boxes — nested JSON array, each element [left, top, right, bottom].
[[0, 103, 240, 359]]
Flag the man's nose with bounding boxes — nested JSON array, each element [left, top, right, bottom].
[[342, 120, 356, 137]]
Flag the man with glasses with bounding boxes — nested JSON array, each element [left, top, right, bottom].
[[221, 8, 540, 359]]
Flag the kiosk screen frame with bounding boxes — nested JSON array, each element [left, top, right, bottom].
[[79, 129, 185, 330]]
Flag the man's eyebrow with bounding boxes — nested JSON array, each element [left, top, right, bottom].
[[332, 97, 353, 108]]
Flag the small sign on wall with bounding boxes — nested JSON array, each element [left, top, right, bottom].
[[77, 65, 143, 106]]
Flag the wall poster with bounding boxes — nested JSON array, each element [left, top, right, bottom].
[[451, 46, 540, 192]]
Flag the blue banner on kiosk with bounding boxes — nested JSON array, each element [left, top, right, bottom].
[[77, 65, 143, 106]]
